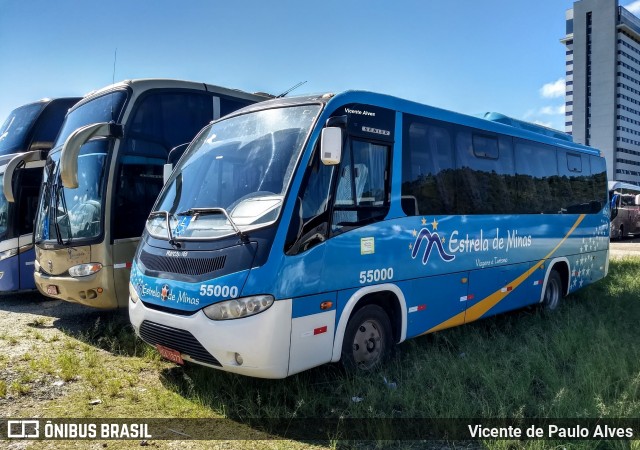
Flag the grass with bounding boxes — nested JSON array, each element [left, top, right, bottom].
[[3, 258, 640, 449]]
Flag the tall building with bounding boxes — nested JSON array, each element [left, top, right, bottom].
[[563, 0, 640, 184]]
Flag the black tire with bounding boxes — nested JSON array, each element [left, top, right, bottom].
[[542, 270, 563, 311], [341, 304, 393, 372]]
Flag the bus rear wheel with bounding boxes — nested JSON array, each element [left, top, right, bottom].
[[542, 270, 563, 311], [341, 305, 392, 372]]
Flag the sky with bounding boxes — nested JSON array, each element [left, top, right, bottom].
[[1, 0, 639, 132]]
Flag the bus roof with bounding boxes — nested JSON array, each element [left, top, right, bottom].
[[72, 78, 273, 113], [609, 181, 640, 191], [225, 90, 601, 156]]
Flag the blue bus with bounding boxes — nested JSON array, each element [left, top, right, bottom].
[[128, 91, 609, 378], [0, 98, 80, 292]]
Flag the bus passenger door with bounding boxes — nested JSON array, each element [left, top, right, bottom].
[[14, 166, 42, 290]]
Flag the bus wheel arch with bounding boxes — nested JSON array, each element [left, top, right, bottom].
[[330, 284, 407, 363], [540, 258, 570, 309]]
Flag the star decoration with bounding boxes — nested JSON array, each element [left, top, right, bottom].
[[421, 217, 427, 226], [412, 229, 418, 237], [431, 218, 439, 230]]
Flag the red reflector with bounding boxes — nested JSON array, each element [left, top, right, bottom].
[[417, 304, 426, 311], [313, 326, 327, 335], [506, 286, 512, 292], [467, 294, 475, 301], [126, 262, 132, 269]]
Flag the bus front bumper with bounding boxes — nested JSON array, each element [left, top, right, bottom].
[[129, 297, 293, 379], [34, 263, 118, 309]]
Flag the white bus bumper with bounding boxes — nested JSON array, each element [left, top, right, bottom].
[[129, 297, 293, 379]]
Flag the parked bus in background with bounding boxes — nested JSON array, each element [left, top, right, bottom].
[[609, 180, 640, 239], [128, 91, 609, 378], [0, 97, 80, 292], [0, 98, 80, 157], [31, 79, 270, 308]]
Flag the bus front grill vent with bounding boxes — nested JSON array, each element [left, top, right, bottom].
[[139, 320, 221, 367], [139, 251, 226, 276]]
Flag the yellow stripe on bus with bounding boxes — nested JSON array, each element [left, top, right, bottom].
[[423, 214, 586, 335]]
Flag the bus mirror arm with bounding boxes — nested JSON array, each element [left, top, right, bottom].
[[164, 143, 190, 184], [60, 122, 123, 189], [3, 150, 45, 203]]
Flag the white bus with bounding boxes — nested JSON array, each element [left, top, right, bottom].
[[609, 180, 640, 239]]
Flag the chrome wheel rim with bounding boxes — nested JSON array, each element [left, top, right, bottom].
[[352, 319, 384, 369]]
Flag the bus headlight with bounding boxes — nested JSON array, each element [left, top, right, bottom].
[[202, 295, 274, 320], [68, 263, 103, 277], [129, 282, 140, 303], [0, 248, 18, 262]]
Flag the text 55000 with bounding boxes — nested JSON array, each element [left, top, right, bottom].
[[199, 285, 239, 298], [359, 268, 394, 284]]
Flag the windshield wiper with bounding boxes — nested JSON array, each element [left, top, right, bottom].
[[176, 207, 248, 242], [53, 185, 65, 245], [148, 210, 178, 247]]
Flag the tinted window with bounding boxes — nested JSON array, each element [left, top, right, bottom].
[[56, 91, 127, 146], [557, 150, 593, 213], [113, 91, 214, 240], [590, 155, 607, 211], [220, 96, 255, 117], [30, 98, 79, 150], [112, 156, 164, 239], [456, 130, 516, 214], [0, 103, 44, 155], [401, 117, 455, 215], [15, 167, 43, 235], [472, 134, 499, 159], [514, 140, 559, 214], [125, 91, 214, 156]]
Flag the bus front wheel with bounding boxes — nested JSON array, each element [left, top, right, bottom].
[[341, 305, 393, 371], [542, 270, 563, 311]]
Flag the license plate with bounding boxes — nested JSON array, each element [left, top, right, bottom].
[[156, 344, 184, 365], [46, 285, 59, 295]]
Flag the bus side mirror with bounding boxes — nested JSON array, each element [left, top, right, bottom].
[[320, 127, 342, 165], [164, 143, 189, 183], [3, 150, 44, 203], [60, 122, 123, 189]]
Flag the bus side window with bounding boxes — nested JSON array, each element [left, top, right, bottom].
[[401, 117, 455, 216], [113, 91, 215, 240], [455, 130, 515, 214], [331, 139, 390, 234], [557, 150, 592, 214], [514, 140, 558, 214], [285, 150, 335, 255]]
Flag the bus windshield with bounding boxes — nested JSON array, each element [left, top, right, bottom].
[[34, 91, 128, 244], [0, 103, 45, 155], [147, 104, 321, 240], [54, 90, 128, 147], [35, 141, 109, 243]]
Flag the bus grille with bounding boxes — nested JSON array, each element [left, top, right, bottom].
[[139, 250, 226, 276], [139, 320, 221, 367]]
